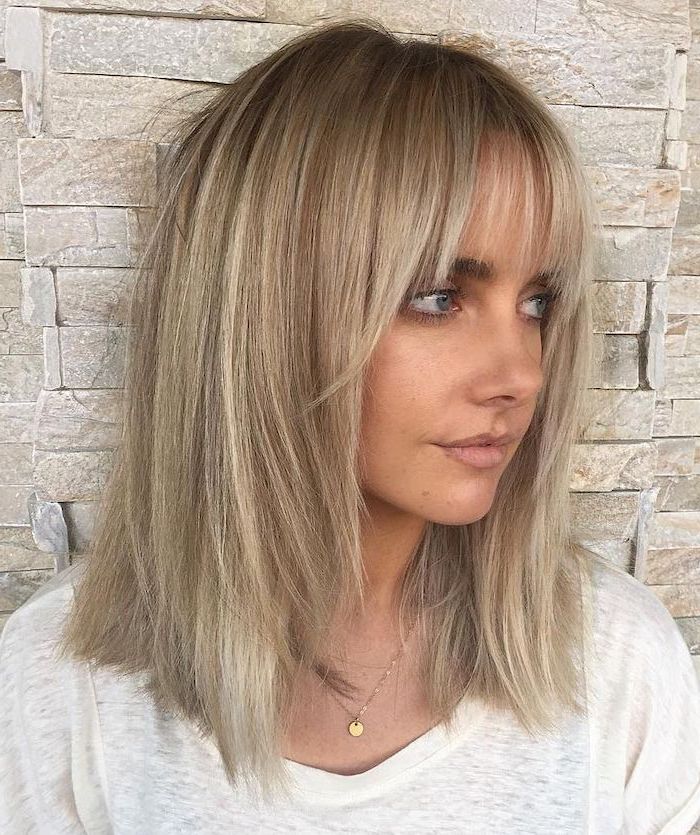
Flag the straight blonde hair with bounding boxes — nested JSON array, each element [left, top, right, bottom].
[[57, 17, 615, 804]]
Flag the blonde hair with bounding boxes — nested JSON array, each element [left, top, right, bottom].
[[57, 17, 613, 804]]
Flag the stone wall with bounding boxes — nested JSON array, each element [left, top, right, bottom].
[[0, 3, 698, 691]]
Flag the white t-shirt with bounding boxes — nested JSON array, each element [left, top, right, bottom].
[[1, 557, 700, 834]]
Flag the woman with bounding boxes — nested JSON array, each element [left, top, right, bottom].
[[2, 17, 699, 833]]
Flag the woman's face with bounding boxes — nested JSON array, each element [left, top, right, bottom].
[[358, 190, 551, 528]]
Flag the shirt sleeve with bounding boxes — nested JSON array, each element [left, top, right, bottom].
[[621, 590, 700, 835], [0, 603, 85, 834]]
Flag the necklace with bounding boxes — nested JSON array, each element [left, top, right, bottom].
[[318, 622, 417, 737]]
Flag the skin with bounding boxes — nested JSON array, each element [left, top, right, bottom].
[[353, 174, 551, 628]]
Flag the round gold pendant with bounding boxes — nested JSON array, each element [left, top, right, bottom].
[[348, 720, 364, 736]]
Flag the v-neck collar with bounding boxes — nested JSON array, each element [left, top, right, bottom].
[[281, 695, 487, 804]]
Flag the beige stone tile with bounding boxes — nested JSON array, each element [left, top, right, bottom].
[[19, 138, 157, 207]]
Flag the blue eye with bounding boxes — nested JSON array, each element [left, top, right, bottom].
[[404, 287, 554, 326]]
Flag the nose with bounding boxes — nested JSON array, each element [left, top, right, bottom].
[[468, 316, 545, 406]]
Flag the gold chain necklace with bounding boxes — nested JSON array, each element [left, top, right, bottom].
[[318, 622, 417, 737]]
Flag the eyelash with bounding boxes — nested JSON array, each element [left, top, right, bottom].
[[404, 287, 555, 327]]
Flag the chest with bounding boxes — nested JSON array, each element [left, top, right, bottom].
[[87, 661, 596, 832], [279, 658, 442, 776]]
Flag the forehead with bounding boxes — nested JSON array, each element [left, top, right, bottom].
[[456, 137, 552, 279]]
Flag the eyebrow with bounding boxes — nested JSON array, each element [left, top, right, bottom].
[[448, 257, 557, 285]]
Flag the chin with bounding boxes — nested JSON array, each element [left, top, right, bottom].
[[423, 500, 495, 527]]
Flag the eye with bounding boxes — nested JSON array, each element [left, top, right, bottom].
[[522, 293, 553, 321], [402, 285, 465, 325], [403, 286, 555, 326]]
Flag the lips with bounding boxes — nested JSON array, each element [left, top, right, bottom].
[[439, 430, 517, 448], [438, 442, 508, 468]]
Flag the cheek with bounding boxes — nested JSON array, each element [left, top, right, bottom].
[[358, 342, 442, 478], [356, 333, 508, 526]]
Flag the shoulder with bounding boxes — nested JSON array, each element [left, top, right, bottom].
[[582, 556, 699, 708], [0, 564, 107, 831], [586, 557, 687, 669], [583, 560, 700, 829], [0, 561, 88, 696]]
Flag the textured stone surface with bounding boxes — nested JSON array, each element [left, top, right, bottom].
[[58, 325, 128, 388], [0, 307, 43, 354], [686, 319, 700, 354], [0, 524, 54, 571], [649, 510, 700, 553], [0, 213, 26, 260], [657, 474, 700, 511], [595, 227, 673, 282], [0, 68, 23, 110], [646, 547, 700, 584], [441, 33, 675, 108], [0, 261, 22, 307], [590, 334, 639, 389], [55, 267, 136, 325], [689, 43, 700, 102], [654, 398, 674, 436], [587, 167, 681, 227], [0, 442, 32, 484], [677, 616, 700, 653], [664, 138, 689, 169], [33, 448, 116, 501], [264, 1, 531, 33], [34, 388, 123, 450], [0, 402, 35, 443], [665, 315, 700, 356], [667, 108, 684, 141], [580, 389, 656, 440], [0, 113, 29, 212], [45, 73, 217, 140], [19, 138, 157, 206], [633, 486, 659, 583], [552, 105, 666, 167], [24, 206, 155, 267], [671, 52, 688, 111], [43, 326, 60, 389], [676, 170, 700, 228], [48, 13, 307, 83], [650, 583, 700, 618], [682, 99, 700, 144], [0, 568, 56, 610], [535, 0, 691, 49], [591, 281, 647, 333], [668, 230, 700, 274], [656, 437, 697, 475], [11, 0, 264, 15], [668, 275, 700, 313], [61, 502, 98, 554], [4, 8, 44, 136], [661, 355, 700, 398], [645, 281, 668, 391], [0, 353, 43, 401], [667, 400, 700, 435], [20, 266, 56, 326], [570, 490, 639, 542], [570, 442, 657, 491], [27, 494, 69, 564], [0, 482, 35, 524]]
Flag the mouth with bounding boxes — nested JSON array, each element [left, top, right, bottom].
[[435, 441, 509, 469]]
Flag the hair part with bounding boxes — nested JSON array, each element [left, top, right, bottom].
[[57, 16, 611, 804]]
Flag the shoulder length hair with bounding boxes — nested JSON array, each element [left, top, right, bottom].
[[57, 17, 613, 804]]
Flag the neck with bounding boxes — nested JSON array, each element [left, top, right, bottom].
[[356, 494, 427, 618]]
